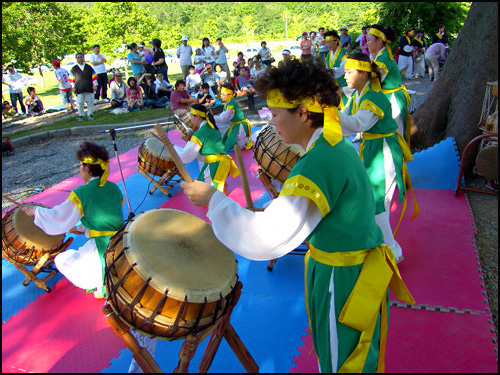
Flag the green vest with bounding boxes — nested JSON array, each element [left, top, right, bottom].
[[326, 47, 348, 87], [280, 135, 383, 253], [191, 122, 228, 184], [222, 97, 251, 152], [345, 84, 406, 214], [373, 48, 402, 90]]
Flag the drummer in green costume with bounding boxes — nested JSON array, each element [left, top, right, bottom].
[[22, 142, 124, 299], [339, 52, 420, 263], [174, 103, 239, 193], [367, 25, 413, 146], [180, 59, 415, 373], [324, 30, 349, 110], [215, 82, 253, 152]]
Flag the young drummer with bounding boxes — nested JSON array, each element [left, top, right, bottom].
[[22, 142, 124, 299], [180, 59, 414, 373], [214, 82, 252, 152], [366, 25, 413, 145], [339, 52, 420, 262], [173, 103, 239, 193]]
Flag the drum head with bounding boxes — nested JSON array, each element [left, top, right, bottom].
[[124, 209, 238, 303], [145, 137, 171, 160], [12, 205, 65, 249]]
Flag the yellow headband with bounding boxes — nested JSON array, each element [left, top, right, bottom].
[[368, 28, 394, 61], [221, 87, 234, 96], [344, 59, 382, 92], [82, 156, 109, 187], [189, 107, 215, 128], [325, 36, 339, 41], [266, 89, 342, 147]]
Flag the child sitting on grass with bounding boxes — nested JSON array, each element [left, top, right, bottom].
[[2, 101, 19, 119], [127, 86, 144, 112], [24, 87, 44, 116]]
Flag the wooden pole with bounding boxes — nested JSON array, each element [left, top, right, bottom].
[[2, 195, 25, 207], [233, 145, 253, 209], [154, 124, 193, 182]]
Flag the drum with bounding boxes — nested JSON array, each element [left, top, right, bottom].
[[253, 125, 304, 183], [138, 137, 175, 177], [407, 89, 416, 114], [104, 209, 238, 340], [476, 144, 498, 181], [174, 113, 196, 139], [2, 203, 67, 266]]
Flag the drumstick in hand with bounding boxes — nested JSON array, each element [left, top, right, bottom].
[[2, 195, 25, 207], [234, 145, 254, 210], [154, 123, 193, 182]]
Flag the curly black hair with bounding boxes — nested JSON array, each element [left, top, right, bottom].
[[76, 141, 109, 177]]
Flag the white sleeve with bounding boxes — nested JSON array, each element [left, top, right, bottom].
[[403, 45, 413, 53], [207, 191, 323, 261], [339, 109, 380, 136], [333, 58, 346, 79], [33, 199, 82, 235], [342, 87, 355, 98], [173, 141, 201, 164], [215, 109, 234, 125]]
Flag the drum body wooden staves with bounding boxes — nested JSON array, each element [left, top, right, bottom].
[[138, 137, 175, 177]]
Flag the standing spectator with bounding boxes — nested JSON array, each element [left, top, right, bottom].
[[154, 72, 174, 100], [193, 48, 205, 75], [432, 25, 449, 45], [309, 31, 319, 58], [317, 27, 329, 59], [425, 42, 447, 82], [52, 60, 76, 113], [149, 38, 168, 81], [201, 37, 217, 68], [177, 35, 193, 80], [235, 51, 244, 64], [109, 71, 128, 108], [300, 32, 312, 60], [89, 44, 108, 102], [215, 38, 231, 78], [201, 64, 219, 94], [127, 43, 145, 82], [2, 65, 27, 116], [339, 26, 353, 47], [361, 26, 370, 55], [170, 79, 198, 116], [24, 87, 44, 116], [259, 41, 272, 67], [214, 63, 228, 91], [398, 27, 415, 79], [355, 27, 366, 44], [186, 65, 202, 94], [68, 52, 98, 121], [411, 30, 426, 78]]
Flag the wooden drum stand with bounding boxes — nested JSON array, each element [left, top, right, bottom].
[[137, 165, 182, 198], [102, 281, 259, 373]]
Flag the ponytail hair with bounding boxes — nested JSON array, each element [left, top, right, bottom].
[[190, 103, 218, 130]]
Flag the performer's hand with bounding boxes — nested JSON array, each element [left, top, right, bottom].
[[21, 206, 35, 217], [69, 226, 85, 235], [180, 180, 217, 206]]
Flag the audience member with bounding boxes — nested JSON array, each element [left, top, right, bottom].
[[339, 26, 353, 47], [411, 29, 426, 78], [170, 79, 198, 116], [343, 41, 352, 54], [398, 27, 415, 79], [361, 26, 370, 55], [2, 65, 27, 116], [425, 42, 447, 82], [317, 27, 329, 58], [214, 63, 228, 91], [155, 72, 174, 100], [89, 44, 108, 102], [192, 83, 216, 107], [309, 31, 319, 57], [355, 26, 366, 44], [236, 51, 244, 64], [2, 100, 19, 119], [193, 48, 205, 74], [186, 65, 202, 94], [24, 87, 44, 116], [215, 38, 231, 78], [232, 61, 239, 78], [139, 74, 169, 108], [177, 35, 193, 80], [128, 43, 145, 81], [126, 76, 144, 111], [109, 71, 128, 108], [68, 52, 98, 121], [201, 64, 219, 94], [259, 41, 273, 67], [201, 37, 217, 68], [235, 67, 255, 95], [52, 60, 76, 113], [150, 38, 168, 80], [250, 57, 266, 81], [300, 32, 312, 60], [432, 24, 449, 45]]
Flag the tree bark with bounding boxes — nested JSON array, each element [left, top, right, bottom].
[[411, 2, 498, 171]]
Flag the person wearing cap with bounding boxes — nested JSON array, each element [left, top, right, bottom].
[[53, 60, 76, 113], [250, 56, 266, 82], [432, 24, 449, 45], [89, 44, 108, 102], [300, 32, 312, 61], [411, 30, 426, 78], [398, 27, 415, 79], [149, 38, 168, 80], [324, 30, 349, 109], [177, 35, 193, 80], [339, 26, 352, 49], [279, 49, 292, 68], [109, 71, 128, 108]]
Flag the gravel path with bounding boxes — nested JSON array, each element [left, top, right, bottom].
[[2, 77, 497, 335]]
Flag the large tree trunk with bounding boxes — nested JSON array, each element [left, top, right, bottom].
[[411, 2, 498, 170]]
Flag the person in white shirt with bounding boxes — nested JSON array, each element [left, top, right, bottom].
[[201, 37, 217, 68], [250, 57, 266, 82], [425, 42, 447, 82], [154, 72, 174, 100], [215, 38, 231, 78], [2, 65, 27, 115], [258, 41, 273, 67], [109, 71, 128, 108], [89, 44, 108, 102], [176, 35, 193, 80], [52, 60, 76, 113], [185, 65, 202, 95]]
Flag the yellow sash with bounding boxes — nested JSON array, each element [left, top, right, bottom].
[[204, 154, 240, 191], [308, 243, 415, 373], [88, 229, 117, 238], [381, 85, 412, 146], [359, 132, 420, 235], [229, 118, 253, 149]]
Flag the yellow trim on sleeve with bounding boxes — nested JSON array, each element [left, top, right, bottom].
[[67, 191, 84, 217], [190, 135, 202, 148], [359, 100, 384, 119], [374, 61, 388, 75], [279, 175, 330, 217]]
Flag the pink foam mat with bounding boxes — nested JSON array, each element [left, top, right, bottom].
[[290, 308, 498, 373], [388, 188, 491, 313], [1, 278, 125, 373]]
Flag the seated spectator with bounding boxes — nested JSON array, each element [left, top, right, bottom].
[[200, 64, 219, 94], [170, 79, 198, 116], [278, 49, 292, 68], [139, 73, 169, 109], [192, 83, 216, 107], [247, 58, 255, 71], [235, 67, 255, 96], [193, 48, 205, 74], [155, 72, 174, 100], [352, 41, 362, 54], [250, 56, 266, 82], [24, 87, 44, 116], [185, 65, 202, 94], [236, 59, 250, 76], [236, 51, 244, 64], [232, 61, 240, 78], [126, 77, 144, 111], [109, 71, 128, 108], [214, 63, 228, 91], [342, 41, 352, 54], [2, 100, 19, 119]]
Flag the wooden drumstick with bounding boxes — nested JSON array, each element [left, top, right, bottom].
[[154, 123, 193, 183], [2, 195, 25, 207], [234, 145, 254, 210]]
